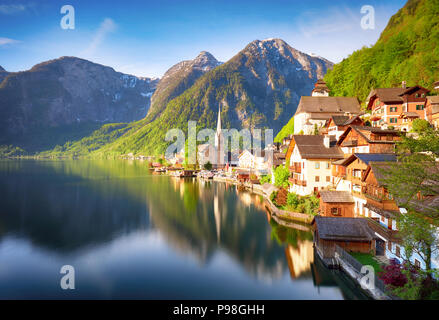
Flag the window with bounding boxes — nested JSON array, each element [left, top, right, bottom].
[[390, 107, 397, 112], [416, 104, 424, 110], [315, 162, 320, 169], [414, 259, 421, 268], [389, 118, 398, 123], [326, 162, 330, 169], [396, 246, 401, 258], [331, 207, 341, 216], [326, 176, 330, 182], [315, 176, 320, 182], [422, 93, 426, 98]]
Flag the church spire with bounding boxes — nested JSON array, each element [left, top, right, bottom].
[[216, 106, 222, 133]]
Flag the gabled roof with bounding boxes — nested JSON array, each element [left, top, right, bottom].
[[337, 126, 400, 146], [329, 115, 350, 126], [313, 216, 375, 242], [320, 191, 354, 203], [367, 88, 406, 105], [293, 135, 344, 159], [329, 115, 364, 127], [399, 85, 429, 96], [296, 96, 361, 115], [337, 153, 397, 167], [367, 86, 430, 109]]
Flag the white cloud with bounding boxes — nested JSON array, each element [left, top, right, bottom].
[[0, 4, 27, 15], [298, 7, 359, 38], [0, 37, 21, 46], [81, 18, 117, 57]]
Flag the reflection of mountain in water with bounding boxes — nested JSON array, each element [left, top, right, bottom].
[[0, 160, 151, 252], [146, 177, 292, 280]]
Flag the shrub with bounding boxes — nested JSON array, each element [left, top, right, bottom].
[[275, 188, 288, 207], [287, 192, 299, 207], [274, 166, 290, 188]]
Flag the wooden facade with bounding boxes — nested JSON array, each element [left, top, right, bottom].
[[319, 200, 354, 218], [367, 85, 430, 128]]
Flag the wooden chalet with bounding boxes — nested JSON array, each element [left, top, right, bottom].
[[336, 126, 400, 155], [366, 83, 430, 129], [319, 191, 355, 218]]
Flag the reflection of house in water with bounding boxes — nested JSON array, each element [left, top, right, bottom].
[[285, 240, 314, 279]]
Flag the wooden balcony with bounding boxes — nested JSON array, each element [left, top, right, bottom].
[[289, 163, 302, 173]]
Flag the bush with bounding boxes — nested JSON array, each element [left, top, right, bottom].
[[287, 192, 299, 207], [412, 119, 430, 133], [275, 188, 288, 207], [274, 166, 290, 188], [259, 174, 271, 184]]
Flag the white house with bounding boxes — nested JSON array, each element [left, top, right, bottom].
[[286, 135, 344, 196], [238, 150, 269, 174], [293, 80, 361, 135]]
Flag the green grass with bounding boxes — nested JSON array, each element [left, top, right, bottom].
[[350, 252, 383, 273]]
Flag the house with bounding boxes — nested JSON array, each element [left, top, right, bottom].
[[399, 112, 421, 132], [325, 115, 364, 140], [425, 96, 439, 129], [312, 216, 376, 262], [294, 81, 361, 135], [336, 126, 400, 154], [319, 191, 355, 218], [366, 82, 430, 129], [238, 149, 269, 174], [286, 135, 344, 196], [197, 143, 215, 167], [331, 153, 397, 217]]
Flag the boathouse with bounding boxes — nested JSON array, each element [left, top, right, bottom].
[[312, 216, 376, 262]]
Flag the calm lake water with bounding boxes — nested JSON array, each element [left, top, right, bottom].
[[0, 160, 368, 299]]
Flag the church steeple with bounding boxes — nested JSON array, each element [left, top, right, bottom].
[[216, 106, 222, 133]]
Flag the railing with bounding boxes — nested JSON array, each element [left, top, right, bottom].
[[335, 245, 387, 294]]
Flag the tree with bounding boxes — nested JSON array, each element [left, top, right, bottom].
[[274, 165, 290, 188], [204, 161, 212, 170], [379, 127, 439, 282], [411, 119, 430, 133]]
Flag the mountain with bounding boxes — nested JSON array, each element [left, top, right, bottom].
[[0, 57, 159, 152], [324, 0, 439, 102], [0, 66, 8, 83], [147, 51, 222, 121], [71, 38, 333, 157]]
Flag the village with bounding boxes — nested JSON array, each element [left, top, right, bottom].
[[149, 79, 439, 299]]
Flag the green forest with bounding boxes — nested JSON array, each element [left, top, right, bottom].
[[325, 0, 439, 102]]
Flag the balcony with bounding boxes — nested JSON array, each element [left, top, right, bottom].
[[289, 163, 302, 173]]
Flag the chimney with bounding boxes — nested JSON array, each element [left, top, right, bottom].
[[402, 81, 407, 89], [323, 135, 330, 148]]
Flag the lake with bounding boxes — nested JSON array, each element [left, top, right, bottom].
[[0, 160, 368, 299]]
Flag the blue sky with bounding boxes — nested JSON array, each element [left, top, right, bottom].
[[0, 0, 406, 78]]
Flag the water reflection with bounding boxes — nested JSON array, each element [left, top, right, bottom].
[[0, 160, 368, 299]]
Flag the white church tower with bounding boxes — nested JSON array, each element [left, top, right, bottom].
[[214, 106, 225, 168]]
